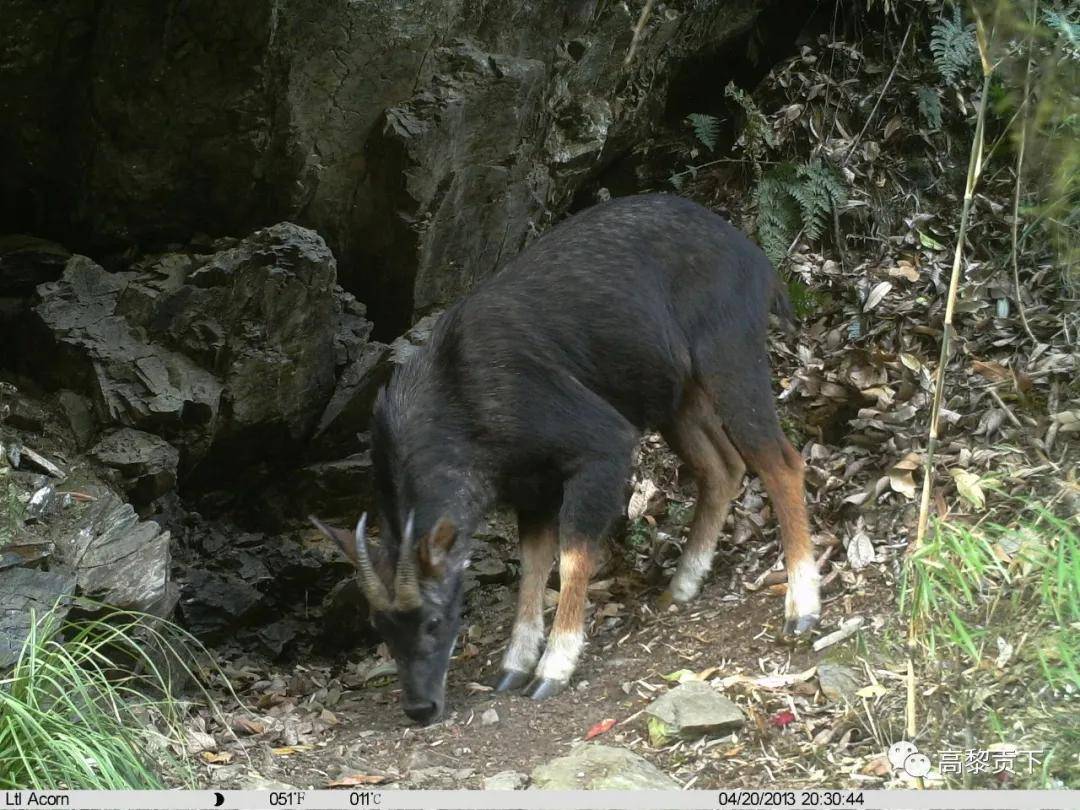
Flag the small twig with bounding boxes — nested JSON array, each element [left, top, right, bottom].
[[843, 23, 912, 166], [1010, 0, 1040, 345], [986, 386, 1024, 430], [812, 616, 864, 652], [623, 0, 655, 67]]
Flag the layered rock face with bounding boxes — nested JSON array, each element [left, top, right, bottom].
[[1, 0, 772, 334]]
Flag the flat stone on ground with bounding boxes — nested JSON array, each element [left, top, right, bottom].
[[484, 770, 527, 790], [817, 661, 864, 703], [645, 681, 745, 741], [530, 744, 678, 790]]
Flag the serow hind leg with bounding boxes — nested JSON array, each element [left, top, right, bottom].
[[745, 439, 820, 637], [660, 384, 746, 606]]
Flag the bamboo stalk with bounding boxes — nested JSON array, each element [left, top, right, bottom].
[[906, 9, 997, 785], [1010, 0, 1040, 345], [911, 43, 993, 556]]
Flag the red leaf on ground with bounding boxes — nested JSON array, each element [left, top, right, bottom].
[[770, 710, 796, 728], [584, 718, 617, 740]]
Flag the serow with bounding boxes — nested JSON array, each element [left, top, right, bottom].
[[310, 194, 820, 725]]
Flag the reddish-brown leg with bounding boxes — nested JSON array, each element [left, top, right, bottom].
[[494, 514, 558, 692]]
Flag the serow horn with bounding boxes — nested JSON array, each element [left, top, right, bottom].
[[353, 513, 391, 612], [394, 511, 422, 611]]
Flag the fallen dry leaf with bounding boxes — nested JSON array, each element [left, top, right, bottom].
[[200, 751, 234, 765], [231, 717, 267, 736], [328, 774, 389, 788], [271, 744, 314, 756], [950, 469, 986, 510], [584, 718, 617, 740]]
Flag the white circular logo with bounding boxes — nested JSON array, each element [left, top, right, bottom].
[[888, 741, 918, 770]]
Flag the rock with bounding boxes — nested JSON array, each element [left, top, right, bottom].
[[237, 772, 297, 791], [178, 569, 268, 643], [25, 484, 57, 522], [2, 1, 778, 336], [290, 452, 375, 527], [0, 566, 77, 669], [319, 578, 374, 652], [409, 766, 474, 786], [19, 446, 65, 478], [483, 770, 527, 790], [25, 224, 365, 489], [817, 662, 864, 703], [471, 556, 509, 585], [0, 235, 69, 296], [644, 681, 745, 744], [49, 487, 173, 614], [56, 389, 98, 449], [311, 342, 392, 459], [90, 428, 179, 505], [530, 744, 678, 790], [480, 707, 499, 726]]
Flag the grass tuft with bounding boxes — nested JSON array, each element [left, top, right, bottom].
[[0, 604, 215, 789]]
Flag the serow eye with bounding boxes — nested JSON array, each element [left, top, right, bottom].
[[425, 617, 442, 636]]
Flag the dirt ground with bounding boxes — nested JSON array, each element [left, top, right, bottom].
[[199, 537, 901, 791]]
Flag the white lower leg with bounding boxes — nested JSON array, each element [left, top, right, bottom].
[[502, 618, 544, 673], [669, 545, 716, 602], [785, 558, 821, 621], [533, 629, 584, 682]]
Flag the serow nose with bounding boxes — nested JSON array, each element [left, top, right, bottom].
[[402, 700, 441, 725]]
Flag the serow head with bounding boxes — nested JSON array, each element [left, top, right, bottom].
[[309, 512, 465, 725]]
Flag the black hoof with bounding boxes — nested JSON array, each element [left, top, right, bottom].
[[523, 677, 567, 701], [492, 669, 532, 692], [783, 613, 820, 638]]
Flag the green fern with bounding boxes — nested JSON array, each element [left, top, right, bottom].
[[686, 113, 720, 151], [793, 160, 848, 240], [755, 160, 848, 265], [1044, 6, 1080, 61], [930, 5, 976, 84], [915, 85, 944, 130], [754, 164, 801, 265]]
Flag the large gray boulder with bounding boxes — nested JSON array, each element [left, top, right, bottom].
[[25, 224, 364, 483]]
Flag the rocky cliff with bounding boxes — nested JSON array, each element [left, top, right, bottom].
[[2, 0, 777, 335]]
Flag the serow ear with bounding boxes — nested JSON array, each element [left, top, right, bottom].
[[418, 517, 458, 579], [309, 515, 358, 566]]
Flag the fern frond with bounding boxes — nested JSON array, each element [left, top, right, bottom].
[[755, 164, 801, 265], [930, 5, 976, 84], [686, 113, 720, 151], [793, 160, 848, 241], [1044, 6, 1080, 61], [916, 85, 943, 130]]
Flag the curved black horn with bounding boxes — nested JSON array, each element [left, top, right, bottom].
[[394, 511, 422, 610], [353, 514, 391, 611]]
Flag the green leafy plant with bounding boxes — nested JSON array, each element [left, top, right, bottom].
[[725, 81, 775, 177], [915, 85, 944, 129], [753, 159, 847, 265], [0, 605, 219, 789], [903, 502, 1080, 690], [930, 5, 977, 85], [686, 113, 720, 151], [1044, 5, 1080, 60]]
